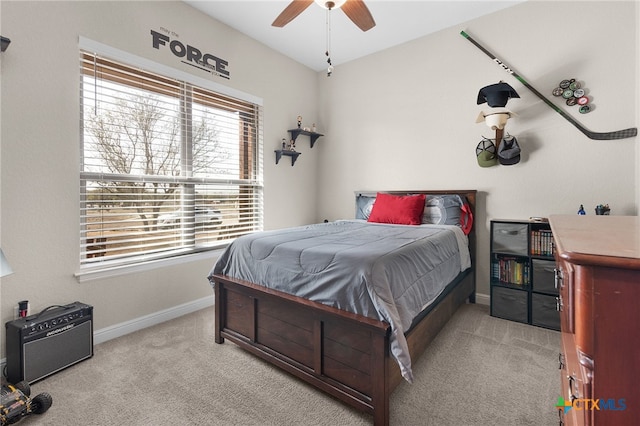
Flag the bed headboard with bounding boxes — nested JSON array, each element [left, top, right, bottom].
[[354, 190, 476, 227]]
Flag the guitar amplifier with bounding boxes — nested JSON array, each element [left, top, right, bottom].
[[5, 301, 93, 384]]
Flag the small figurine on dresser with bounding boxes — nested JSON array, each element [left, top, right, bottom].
[[577, 204, 586, 215]]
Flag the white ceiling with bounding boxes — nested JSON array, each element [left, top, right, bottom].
[[183, 1, 525, 72]]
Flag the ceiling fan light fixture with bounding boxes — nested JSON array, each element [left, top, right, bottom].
[[314, 0, 347, 10]]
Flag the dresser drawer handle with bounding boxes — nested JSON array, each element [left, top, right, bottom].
[[567, 375, 580, 401], [558, 352, 565, 370], [554, 268, 564, 289], [556, 296, 563, 312]]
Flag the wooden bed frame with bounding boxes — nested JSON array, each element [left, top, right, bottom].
[[213, 190, 477, 425]]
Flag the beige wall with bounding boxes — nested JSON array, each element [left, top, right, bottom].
[[0, 1, 320, 355], [0, 1, 637, 357], [637, 0, 640, 207], [315, 0, 638, 297]]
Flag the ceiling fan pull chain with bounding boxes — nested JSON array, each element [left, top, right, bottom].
[[325, 6, 334, 76]]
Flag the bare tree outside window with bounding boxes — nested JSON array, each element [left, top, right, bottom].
[[84, 93, 230, 231]]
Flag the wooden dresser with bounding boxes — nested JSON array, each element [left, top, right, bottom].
[[549, 215, 640, 426]]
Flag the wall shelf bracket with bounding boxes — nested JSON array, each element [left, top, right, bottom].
[[288, 129, 324, 148], [275, 150, 301, 166]]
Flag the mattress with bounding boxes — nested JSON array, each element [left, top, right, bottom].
[[209, 220, 471, 382]]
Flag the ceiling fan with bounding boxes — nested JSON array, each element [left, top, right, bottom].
[[272, 0, 376, 32]]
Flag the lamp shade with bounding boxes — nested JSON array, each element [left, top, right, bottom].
[[1, 249, 13, 277]]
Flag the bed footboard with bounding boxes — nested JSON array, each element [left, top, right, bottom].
[[214, 274, 392, 425], [214, 268, 475, 426]]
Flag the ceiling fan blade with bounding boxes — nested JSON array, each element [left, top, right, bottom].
[[272, 0, 314, 27], [341, 0, 376, 32]]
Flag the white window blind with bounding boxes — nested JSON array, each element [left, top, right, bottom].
[[80, 51, 263, 268]]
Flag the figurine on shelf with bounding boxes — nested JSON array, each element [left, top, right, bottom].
[[282, 138, 286, 150], [289, 139, 296, 151], [312, 123, 317, 133], [577, 204, 586, 215], [297, 115, 302, 128]]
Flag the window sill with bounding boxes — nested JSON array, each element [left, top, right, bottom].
[[74, 249, 225, 283]]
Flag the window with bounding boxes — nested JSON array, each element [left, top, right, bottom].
[[79, 50, 263, 269]]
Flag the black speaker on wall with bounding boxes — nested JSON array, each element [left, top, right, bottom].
[[5, 301, 93, 384]]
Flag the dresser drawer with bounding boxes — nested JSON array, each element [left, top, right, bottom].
[[555, 260, 574, 333], [560, 332, 587, 426]]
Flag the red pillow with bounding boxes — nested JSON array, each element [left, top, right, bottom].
[[367, 193, 426, 225]]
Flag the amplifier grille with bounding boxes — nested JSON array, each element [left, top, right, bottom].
[[23, 320, 93, 383]]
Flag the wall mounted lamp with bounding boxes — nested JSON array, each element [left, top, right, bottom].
[[1, 36, 11, 52]]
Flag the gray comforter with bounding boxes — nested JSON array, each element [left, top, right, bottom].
[[209, 220, 471, 383]]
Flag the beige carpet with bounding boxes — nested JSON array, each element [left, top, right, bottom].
[[22, 303, 559, 425]]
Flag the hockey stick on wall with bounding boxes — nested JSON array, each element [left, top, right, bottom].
[[461, 30, 637, 140]]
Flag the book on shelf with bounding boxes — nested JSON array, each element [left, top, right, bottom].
[[493, 256, 530, 286], [530, 229, 554, 257]]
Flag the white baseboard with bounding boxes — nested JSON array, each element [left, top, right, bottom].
[[93, 295, 214, 345], [1, 292, 485, 371], [474, 292, 490, 306]]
